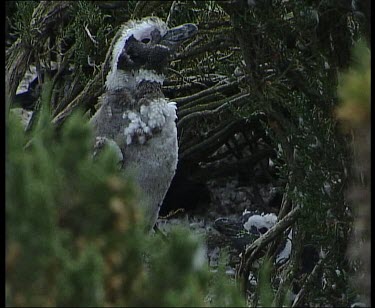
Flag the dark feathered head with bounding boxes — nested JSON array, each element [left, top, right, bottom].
[[106, 17, 197, 91]]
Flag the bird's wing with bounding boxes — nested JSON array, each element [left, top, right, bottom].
[[93, 136, 124, 167]]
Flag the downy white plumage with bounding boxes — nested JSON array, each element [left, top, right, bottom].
[[90, 17, 197, 230]]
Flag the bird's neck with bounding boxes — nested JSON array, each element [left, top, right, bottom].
[[135, 80, 163, 100], [105, 68, 165, 92]]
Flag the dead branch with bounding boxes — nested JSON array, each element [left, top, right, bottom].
[[196, 20, 232, 30], [291, 253, 327, 307], [179, 119, 245, 161], [51, 21, 126, 126], [176, 80, 238, 106], [131, 1, 171, 19], [177, 93, 250, 128], [271, 260, 294, 307], [237, 204, 301, 289], [6, 1, 70, 107], [174, 37, 236, 61], [192, 149, 276, 182], [51, 71, 104, 127]]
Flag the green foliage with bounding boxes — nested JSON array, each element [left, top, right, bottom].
[[63, 1, 114, 82], [258, 258, 274, 307], [337, 40, 370, 127], [337, 40, 371, 306], [220, 0, 361, 305], [56, 244, 105, 307], [207, 254, 246, 307], [6, 1, 368, 306], [7, 94, 132, 306], [248, 257, 291, 307], [7, 1, 38, 43], [129, 228, 207, 307], [6, 94, 245, 307]]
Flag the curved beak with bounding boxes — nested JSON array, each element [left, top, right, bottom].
[[161, 23, 198, 48]]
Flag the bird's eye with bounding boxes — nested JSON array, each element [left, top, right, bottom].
[[141, 38, 151, 44]]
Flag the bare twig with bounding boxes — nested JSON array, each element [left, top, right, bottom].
[[6, 1, 70, 106], [131, 1, 170, 19], [51, 21, 123, 126], [272, 260, 294, 307], [174, 38, 235, 61], [176, 80, 238, 106], [179, 120, 242, 160], [84, 24, 99, 46], [192, 149, 276, 181], [178, 92, 248, 117], [51, 72, 104, 127], [166, 1, 177, 26], [291, 252, 328, 307], [237, 204, 301, 289]]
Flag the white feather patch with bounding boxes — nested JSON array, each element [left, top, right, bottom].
[[135, 69, 165, 84], [122, 98, 177, 145], [243, 213, 277, 232]]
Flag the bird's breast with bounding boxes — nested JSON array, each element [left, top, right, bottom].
[[90, 91, 179, 229], [123, 119, 178, 227], [121, 98, 177, 146]]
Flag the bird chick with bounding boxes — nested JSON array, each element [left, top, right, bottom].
[[90, 17, 197, 230]]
